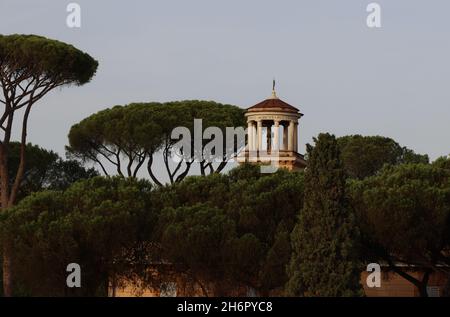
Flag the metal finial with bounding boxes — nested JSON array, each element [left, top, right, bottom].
[[270, 78, 278, 99]]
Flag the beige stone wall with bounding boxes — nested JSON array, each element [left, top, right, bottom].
[[361, 270, 448, 297], [111, 270, 448, 297]]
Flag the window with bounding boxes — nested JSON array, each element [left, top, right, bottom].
[[426, 286, 440, 297], [160, 282, 177, 297]]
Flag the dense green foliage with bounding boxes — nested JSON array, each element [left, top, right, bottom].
[[1, 151, 449, 296], [0, 34, 98, 208], [0, 34, 99, 297], [0, 34, 98, 85], [0, 177, 156, 296], [153, 164, 305, 295], [338, 135, 429, 179], [0, 164, 304, 296], [6, 142, 98, 201], [349, 159, 450, 296], [67, 101, 246, 184], [433, 156, 450, 170], [0, 118, 448, 296], [287, 133, 362, 296]]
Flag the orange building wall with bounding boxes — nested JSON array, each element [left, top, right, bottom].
[[361, 270, 448, 297], [111, 270, 449, 297]]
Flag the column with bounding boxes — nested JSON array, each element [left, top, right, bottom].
[[283, 123, 288, 150], [257, 120, 263, 151], [253, 124, 257, 151], [247, 121, 253, 151], [288, 120, 294, 151], [273, 120, 280, 151], [294, 123, 298, 152]]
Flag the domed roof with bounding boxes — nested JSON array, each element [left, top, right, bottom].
[[247, 82, 303, 115], [247, 96, 300, 114]]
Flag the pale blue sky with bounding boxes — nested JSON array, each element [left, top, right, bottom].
[[1, 0, 449, 163]]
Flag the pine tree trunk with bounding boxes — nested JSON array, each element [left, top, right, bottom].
[[418, 284, 428, 297], [418, 269, 431, 297], [0, 144, 13, 297]]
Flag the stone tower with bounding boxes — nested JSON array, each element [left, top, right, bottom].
[[237, 84, 306, 170]]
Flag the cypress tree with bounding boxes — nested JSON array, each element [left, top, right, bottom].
[[286, 133, 362, 296]]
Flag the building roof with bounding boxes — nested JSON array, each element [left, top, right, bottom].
[[247, 89, 301, 114], [247, 98, 300, 114]]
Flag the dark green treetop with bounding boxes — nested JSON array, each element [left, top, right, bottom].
[[67, 100, 246, 184], [349, 162, 450, 296], [150, 164, 304, 296], [0, 34, 98, 85], [287, 133, 362, 297], [338, 135, 429, 179], [0, 176, 156, 296], [7, 142, 98, 201]]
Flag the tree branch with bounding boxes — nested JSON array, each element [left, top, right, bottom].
[[133, 152, 147, 178], [8, 101, 33, 206], [147, 152, 163, 187]]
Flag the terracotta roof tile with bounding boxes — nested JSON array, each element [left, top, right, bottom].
[[247, 98, 300, 113]]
